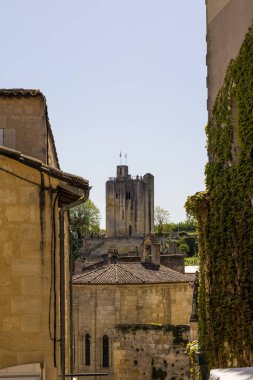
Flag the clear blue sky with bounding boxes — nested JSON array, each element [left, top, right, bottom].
[[1, 1, 207, 227]]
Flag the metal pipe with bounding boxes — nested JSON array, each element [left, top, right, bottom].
[[60, 189, 89, 380]]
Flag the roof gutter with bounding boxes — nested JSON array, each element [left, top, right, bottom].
[[59, 188, 90, 380]]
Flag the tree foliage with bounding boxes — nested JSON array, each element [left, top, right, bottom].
[[154, 206, 170, 235], [70, 199, 101, 259]]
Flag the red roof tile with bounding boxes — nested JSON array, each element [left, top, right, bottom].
[[73, 262, 191, 285]]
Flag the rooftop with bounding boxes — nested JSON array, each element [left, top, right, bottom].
[[73, 262, 193, 285], [0, 145, 89, 190]]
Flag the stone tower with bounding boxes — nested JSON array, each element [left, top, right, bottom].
[[106, 165, 154, 237]]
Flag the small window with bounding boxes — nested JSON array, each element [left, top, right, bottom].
[[116, 193, 118, 199], [122, 210, 124, 220], [129, 225, 132, 237], [102, 335, 109, 368], [85, 334, 91, 366], [119, 168, 122, 175], [126, 191, 131, 200]]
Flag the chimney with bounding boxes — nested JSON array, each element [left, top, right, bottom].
[[142, 234, 160, 266], [141, 241, 151, 263], [151, 242, 160, 266]]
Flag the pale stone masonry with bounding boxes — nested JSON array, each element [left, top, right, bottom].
[[106, 165, 154, 237], [73, 263, 193, 380], [206, 0, 253, 114], [0, 89, 59, 168], [0, 89, 90, 380]]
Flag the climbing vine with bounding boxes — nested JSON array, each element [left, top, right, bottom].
[[186, 340, 200, 380], [185, 27, 253, 368]]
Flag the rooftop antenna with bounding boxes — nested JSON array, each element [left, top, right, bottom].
[[125, 153, 127, 165], [119, 151, 122, 165]]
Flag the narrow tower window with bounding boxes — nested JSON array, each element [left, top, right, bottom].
[[126, 191, 131, 200], [129, 225, 132, 237], [102, 335, 109, 367], [85, 334, 91, 366], [122, 210, 124, 220]]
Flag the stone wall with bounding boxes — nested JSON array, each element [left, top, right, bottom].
[[0, 94, 59, 168], [82, 236, 143, 256], [73, 282, 193, 379], [0, 154, 71, 379], [106, 166, 154, 237], [206, 0, 253, 113], [75, 237, 185, 274], [114, 324, 190, 380]]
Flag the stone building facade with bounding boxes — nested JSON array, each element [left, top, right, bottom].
[[206, 0, 253, 114], [106, 165, 154, 237], [0, 89, 90, 380], [73, 259, 193, 380], [185, 1, 253, 370], [0, 89, 59, 168]]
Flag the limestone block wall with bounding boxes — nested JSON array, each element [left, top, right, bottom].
[[106, 167, 154, 238], [73, 282, 192, 379], [82, 237, 143, 256], [113, 325, 190, 380], [75, 237, 185, 274], [0, 94, 59, 168], [206, 0, 253, 113], [0, 96, 47, 161], [0, 155, 71, 379]]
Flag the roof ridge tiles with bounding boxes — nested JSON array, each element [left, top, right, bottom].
[[86, 265, 114, 283], [117, 263, 145, 283], [73, 262, 192, 285]]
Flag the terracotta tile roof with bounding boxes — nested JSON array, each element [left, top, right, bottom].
[[0, 89, 42, 97], [0, 145, 89, 190], [73, 262, 192, 285], [0, 88, 60, 168]]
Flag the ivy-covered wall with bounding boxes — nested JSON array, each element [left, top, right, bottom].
[[185, 27, 253, 368]]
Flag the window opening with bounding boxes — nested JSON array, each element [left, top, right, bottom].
[[129, 225, 132, 237], [122, 210, 124, 220], [85, 334, 91, 366], [102, 335, 109, 367]]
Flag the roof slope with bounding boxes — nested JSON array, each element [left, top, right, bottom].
[[0, 146, 89, 189], [73, 262, 191, 285]]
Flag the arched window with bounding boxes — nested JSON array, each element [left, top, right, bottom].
[[85, 334, 91, 366], [102, 335, 109, 367]]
